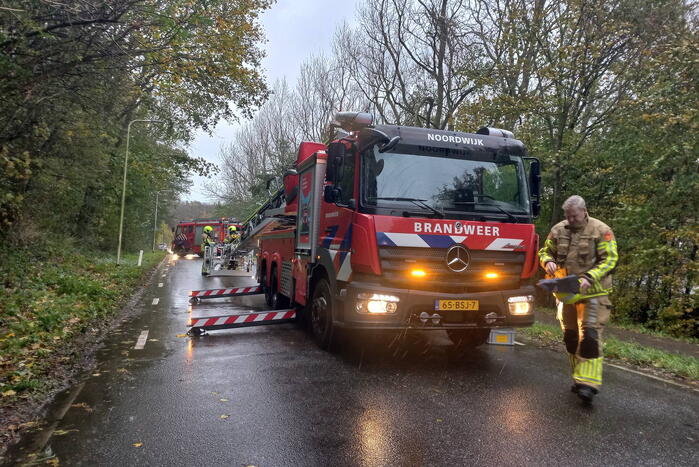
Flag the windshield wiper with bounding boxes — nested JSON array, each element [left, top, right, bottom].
[[451, 194, 519, 222], [474, 195, 519, 222], [370, 197, 444, 218]]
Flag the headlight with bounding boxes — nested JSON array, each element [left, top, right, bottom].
[[356, 293, 399, 314], [508, 295, 534, 315]]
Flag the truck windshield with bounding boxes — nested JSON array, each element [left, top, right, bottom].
[[361, 146, 530, 218]]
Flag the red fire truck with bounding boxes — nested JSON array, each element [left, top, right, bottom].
[[253, 112, 541, 350], [172, 218, 240, 256]]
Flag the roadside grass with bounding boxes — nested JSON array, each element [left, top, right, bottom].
[[520, 322, 699, 382], [608, 320, 699, 345], [536, 306, 699, 345], [0, 246, 165, 400]]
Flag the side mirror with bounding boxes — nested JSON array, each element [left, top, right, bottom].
[[378, 135, 401, 153], [526, 158, 541, 218], [357, 127, 391, 153], [326, 142, 346, 183], [324, 185, 343, 203], [375, 159, 384, 176]]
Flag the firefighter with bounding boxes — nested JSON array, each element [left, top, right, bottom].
[[538, 195, 619, 403], [201, 225, 216, 250], [224, 225, 240, 270], [200, 225, 216, 276], [225, 225, 240, 244]]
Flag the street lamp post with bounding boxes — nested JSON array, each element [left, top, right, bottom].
[[116, 119, 161, 265], [152, 190, 171, 252], [152, 191, 160, 252]]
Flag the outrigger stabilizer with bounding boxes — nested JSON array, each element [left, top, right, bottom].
[[187, 309, 296, 336], [186, 284, 297, 336], [189, 285, 262, 304]]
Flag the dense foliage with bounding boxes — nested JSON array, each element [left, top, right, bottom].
[[0, 245, 165, 394], [0, 0, 271, 250]]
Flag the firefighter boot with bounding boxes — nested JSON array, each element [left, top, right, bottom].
[[573, 357, 603, 402], [576, 384, 598, 403]]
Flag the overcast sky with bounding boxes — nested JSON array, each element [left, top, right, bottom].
[[183, 0, 360, 202]]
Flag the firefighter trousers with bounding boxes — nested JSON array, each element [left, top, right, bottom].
[[557, 296, 611, 390]]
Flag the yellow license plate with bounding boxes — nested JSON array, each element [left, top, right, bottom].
[[435, 299, 479, 311]]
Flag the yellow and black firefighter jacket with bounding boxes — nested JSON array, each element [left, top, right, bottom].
[[224, 233, 240, 244], [201, 232, 215, 250], [538, 216, 619, 302]]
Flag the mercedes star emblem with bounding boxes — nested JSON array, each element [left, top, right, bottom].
[[445, 244, 470, 273]]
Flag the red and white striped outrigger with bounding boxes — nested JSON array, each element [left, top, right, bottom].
[[186, 284, 297, 336], [188, 309, 296, 336], [189, 285, 262, 303]]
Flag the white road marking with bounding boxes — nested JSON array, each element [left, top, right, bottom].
[[605, 362, 699, 393], [134, 330, 149, 350], [158, 283, 163, 287], [152, 298, 159, 305]]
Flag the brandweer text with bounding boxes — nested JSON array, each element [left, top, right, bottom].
[[414, 222, 500, 236]]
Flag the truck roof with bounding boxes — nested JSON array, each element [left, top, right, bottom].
[[375, 125, 527, 157]]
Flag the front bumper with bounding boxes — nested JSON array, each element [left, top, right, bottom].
[[337, 281, 535, 330]]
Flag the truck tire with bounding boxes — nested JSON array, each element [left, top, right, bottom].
[[261, 268, 273, 307], [447, 329, 490, 349], [309, 278, 336, 350], [270, 269, 290, 310]]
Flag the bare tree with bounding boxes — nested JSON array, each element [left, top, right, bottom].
[[339, 0, 481, 129], [291, 52, 368, 142], [210, 79, 298, 217]]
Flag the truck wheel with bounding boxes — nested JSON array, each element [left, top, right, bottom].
[[270, 270, 290, 310], [262, 269, 273, 307], [447, 329, 490, 349], [310, 278, 335, 350]]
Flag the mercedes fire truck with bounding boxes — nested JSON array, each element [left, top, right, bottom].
[[251, 112, 541, 350]]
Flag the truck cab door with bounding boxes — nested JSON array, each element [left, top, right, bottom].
[[319, 145, 356, 283]]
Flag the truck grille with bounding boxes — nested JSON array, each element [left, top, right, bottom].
[[378, 246, 524, 293]]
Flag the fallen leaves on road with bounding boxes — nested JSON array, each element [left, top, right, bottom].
[[54, 429, 79, 436], [71, 402, 93, 412], [2, 389, 17, 397], [219, 398, 229, 402], [436, 418, 443, 423], [220, 414, 229, 419], [116, 368, 129, 374], [176, 334, 187, 338], [133, 442, 143, 447]]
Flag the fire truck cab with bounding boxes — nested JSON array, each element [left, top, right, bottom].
[[257, 112, 541, 350]]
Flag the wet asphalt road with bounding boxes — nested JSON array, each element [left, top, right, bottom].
[[6, 255, 699, 466]]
